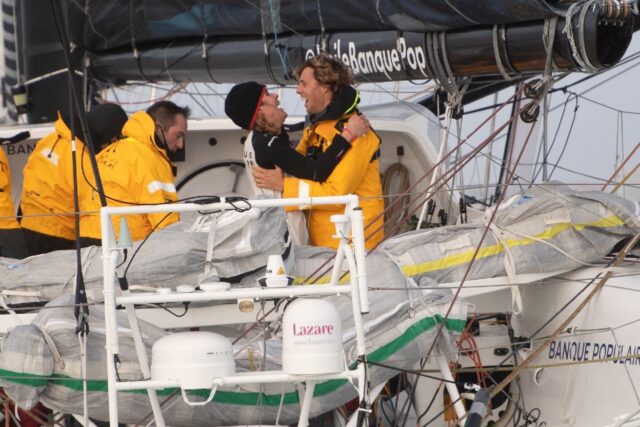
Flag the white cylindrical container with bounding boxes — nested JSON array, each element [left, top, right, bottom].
[[282, 298, 344, 375], [265, 254, 286, 276], [258, 254, 294, 287], [151, 331, 235, 389]]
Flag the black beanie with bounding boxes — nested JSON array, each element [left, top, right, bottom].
[[60, 110, 82, 135], [225, 82, 266, 130], [87, 103, 128, 153]]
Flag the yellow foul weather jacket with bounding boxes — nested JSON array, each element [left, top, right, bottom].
[[283, 117, 384, 250], [80, 111, 179, 242], [0, 147, 20, 229], [20, 116, 92, 240]]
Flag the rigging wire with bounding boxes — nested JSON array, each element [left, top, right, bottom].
[[404, 105, 541, 425], [546, 93, 580, 180], [267, 0, 291, 80], [463, 49, 640, 116], [545, 163, 620, 184], [109, 76, 632, 217], [603, 142, 640, 190], [408, 61, 632, 412], [299, 85, 635, 295], [185, 79, 216, 116], [478, 234, 640, 411], [99, 47, 636, 217], [89, 0, 639, 162], [233, 0, 458, 137], [53, 4, 640, 424], [7, 265, 640, 318], [158, 38, 216, 115], [530, 91, 574, 183]]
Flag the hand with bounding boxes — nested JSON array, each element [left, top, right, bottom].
[[252, 165, 284, 192], [343, 114, 370, 141]]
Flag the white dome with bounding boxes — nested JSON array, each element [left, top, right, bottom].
[[282, 298, 344, 375], [151, 331, 235, 390]]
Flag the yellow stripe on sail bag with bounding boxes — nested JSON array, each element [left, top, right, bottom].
[[402, 215, 625, 277]]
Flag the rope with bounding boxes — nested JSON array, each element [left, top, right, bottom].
[[79, 333, 89, 427], [439, 32, 457, 94], [382, 162, 411, 236], [267, 0, 291, 80], [399, 94, 540, 420], [610, 161, 640, 194], [542, 17, 559, 79], [416, 102, 455, 230], [442, 0, 480, 25], [430, 32, 457, 97], [0, 391, 51, 426], [316, 0, 327, 51], [603, 140, 640, 191], [416, 350, 640, 372], [128, 0, 148, 81], [372, 88, 529, 243], [199, 0, 221, 84], [563, 0, 599, 73], [259, 0, 279, 84], [493, 25, 513, 81]]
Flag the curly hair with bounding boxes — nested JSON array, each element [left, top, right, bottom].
[[254, 111, 281, 135], [296, 52, 353, 94]]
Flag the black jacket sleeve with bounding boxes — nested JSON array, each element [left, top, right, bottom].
[[252, 132, 278, 169], [254, 131, 352, 182], [274, 135, 351, 182]]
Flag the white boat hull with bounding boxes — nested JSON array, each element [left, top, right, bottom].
[[513, 264, 640, 427]]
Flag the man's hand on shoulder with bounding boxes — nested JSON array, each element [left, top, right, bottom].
[[252, 165, 284, 192], [342, 114, 371, 142]]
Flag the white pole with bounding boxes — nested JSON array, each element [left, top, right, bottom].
[[297, 382, 316, 427], [102, 247, 120, 427], [124, 303, 166, 426], [344, 241, 366, 358], [482, 93, 499, 205], [417, 105, 453, 229], [78, 334, 89, 427], [350, 207, 369, 314], [436, 354, 467, 424], [343, 240, 369, 414], [99, 195, 368, 426], [101, 211, 122, 427], [329, 243, 345, 286]]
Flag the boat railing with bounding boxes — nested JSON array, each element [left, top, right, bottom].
[[100, 195, 371, 427]]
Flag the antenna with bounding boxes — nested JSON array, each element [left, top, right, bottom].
[[0, 131, 30, 145]]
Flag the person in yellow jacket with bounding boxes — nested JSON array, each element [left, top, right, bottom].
[[0, 146, 27, 258], [20, 104, 128, 256], [80, 100, 189, 244], [252, 53, 384, 250]]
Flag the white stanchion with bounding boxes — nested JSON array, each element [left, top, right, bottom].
[[101, 195, 370, 427]]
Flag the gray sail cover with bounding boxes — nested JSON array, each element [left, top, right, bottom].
[[69, 0, 564, 52], [380, 183, 640, 285], [0, 206, 291, 305], [0, 252, 467, 426], [0, 184, 638, 305], [0, 183, 638, 423]]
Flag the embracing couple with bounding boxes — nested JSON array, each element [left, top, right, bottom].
[[225, 53, 384, 250]]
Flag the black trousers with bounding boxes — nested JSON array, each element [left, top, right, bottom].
[[0, 228, 28, 259], [22, 228, 75, 256]]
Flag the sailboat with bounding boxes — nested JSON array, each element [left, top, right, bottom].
[[0, 1, 639, 426]]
